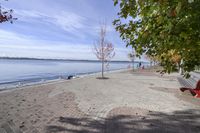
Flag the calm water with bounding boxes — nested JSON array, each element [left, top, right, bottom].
[[0, 59, 147, 89]]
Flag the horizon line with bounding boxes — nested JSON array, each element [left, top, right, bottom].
[[0, 56, 148, 63]]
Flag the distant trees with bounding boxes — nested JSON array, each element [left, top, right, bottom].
[[93, 24, 115, 78], [0, 0, 17, 23], [145, 55, 159, 67]]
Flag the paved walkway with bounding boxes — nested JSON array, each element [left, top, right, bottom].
[[57, 71, 198, 118], [0, 70, 200, 133], [0, 121, 22, 133]]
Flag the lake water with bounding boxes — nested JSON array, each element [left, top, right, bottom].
[[0, 59, 147, 90]]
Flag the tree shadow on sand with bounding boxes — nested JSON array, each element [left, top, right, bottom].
[[46, 109, 200, 133], [96, 77, 109, 80]]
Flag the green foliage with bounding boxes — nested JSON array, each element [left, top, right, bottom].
[[113, 0, 200, 75]]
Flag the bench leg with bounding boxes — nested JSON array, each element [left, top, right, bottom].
[[180, 87, 200, 98], [189, 90, 197, 96], [193, 90, 200, 98], [180, 87, 192, 92]]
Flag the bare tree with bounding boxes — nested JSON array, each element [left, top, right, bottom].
[[0, 0, 17, 23], [93, 24, 115, 78], [128, 49, 135, 71]]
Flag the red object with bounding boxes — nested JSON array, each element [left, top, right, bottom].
[[180, 80, 200, 98], [0, 15, 8, 23]]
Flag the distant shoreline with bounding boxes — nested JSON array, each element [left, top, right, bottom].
[[0, 68, 131, 93], [0, 58, 149, 91], [0, 57, 149, 64]]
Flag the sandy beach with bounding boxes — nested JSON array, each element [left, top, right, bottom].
[[0, 69, 200, 133]]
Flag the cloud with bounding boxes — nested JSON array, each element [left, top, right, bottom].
[[0, 29, 131, 60], [53, 11, 85, 32], [14, 8, 116, 40], [15, 9, 86, 34], [15, 10, 43, 18], [0, 29, 96, 59], [0, 0, 137, 61]]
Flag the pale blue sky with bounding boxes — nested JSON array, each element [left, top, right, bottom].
[[0, 0, 140, 61]]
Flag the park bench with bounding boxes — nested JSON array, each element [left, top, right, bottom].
[[178, 72, 200, 98]]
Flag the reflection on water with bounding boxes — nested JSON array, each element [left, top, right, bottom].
[[0, 59, 147, 90]]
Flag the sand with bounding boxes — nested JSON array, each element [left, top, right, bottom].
[[0, 69, 200, 133]]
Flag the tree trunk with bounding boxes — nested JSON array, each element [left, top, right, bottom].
[[179, 59, 183, 75], [102, 60, 104, 78], [132, 60, 134, 71]]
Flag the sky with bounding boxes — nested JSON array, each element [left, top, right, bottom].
[[0, 0, 141, 61]]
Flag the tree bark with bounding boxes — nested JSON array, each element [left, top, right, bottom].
[[179, 59, 183, 75], [102, 59, 104, 78]]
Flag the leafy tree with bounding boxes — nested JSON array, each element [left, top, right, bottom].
[[159, 49, 182, 72], [0, 0, 17, 23], [93, 24, 115, 78], [113, 0, 200, 76]]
